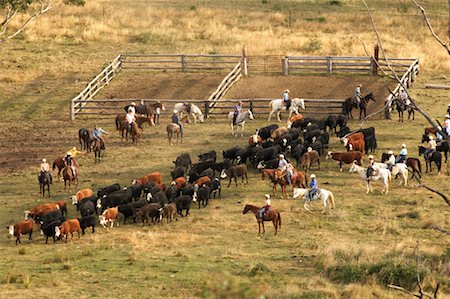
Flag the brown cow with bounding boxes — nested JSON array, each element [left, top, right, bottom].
[[342, 132, 364, 146], [220, 164, 248, 187], [99, 207, 119, 228], [71, 188, 94, 205], [326, 151, 363, 171], [289, 114, 303, 123], [55, 200, 68, 217], [7, 220, 34, 245], [162, 203, 178, 223], [248, 134, 262, 145], [132, 172, 163, 186], [55, 219, 81, 242], [171, 177, 187, 188], [24, 202, 60, 220], [194, 176, 211, 187], [271, 127, 288, 139], [347, 139, 365, 154], [300, 150, 320, 172]]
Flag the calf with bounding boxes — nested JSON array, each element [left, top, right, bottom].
[[41, 219, 61, 244], [55, 219, 81, 242], [78, 214, 97, 235], [300, 150, 320, 172], [71, 188, 94, 206], [170, 166, 185, 180], [257, 124, 279, 140], [97, 183, 121, 199], [198, 150, 217, 162], [7, 220, 34, 245], [138, 203, 163, 225], [173, 153, 192, 171], [326, 151, 363, 171], [171, 177, 187, 188], [194, 176, 211, 188], [193, 185, 211, 209], [162, 203, 178, 223], [220, 164, 248, 187], [223, 146, 241, 163], [99, 207, 119, 228], [173, 195, 193, 217]]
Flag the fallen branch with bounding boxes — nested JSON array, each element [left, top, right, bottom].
[[425, 84, 450, 90], [418, 184, 450, 207], [428, 225, 450, 236]]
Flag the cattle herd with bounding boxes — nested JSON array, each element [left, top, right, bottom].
[[7, 111, 448, 244]]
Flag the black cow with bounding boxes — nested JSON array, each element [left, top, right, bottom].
[[97, 188, 132, 212], [97, 183, 121, 199], [118, 204, 138, 225], [274, 134, 292, 151], [78, 214, 97, 235], [256, 158, 279, 170], [257, 124, 279, 140], [315, 132, 330, 148], [291, 144, 307, 167], [223, 147, 241, 163], [198, 150, 217, 162], [364, 135, 377, 154], [356, 127, 376, 138], [199, 168, 214, 180], [143, 181, 162, 198], [236, 147, 252, 165], [191, 160, 216, 174], [128, 183, 143, 201], [207, 178, 221, 198], [173, 153, 192, 171], [287, 128, 301, 140], [194, 185, 211, 209], [170, 166, 185, 180], [173, 195, 193, 217], [36, 209, 65, 225], [292, 117, 318, 129], [181, 183, 195, 197], [325, 115, 338, 133], [260, 140, 274, 148], [336, 114, 347, 130], [41, 219, 62, 243], [304, 140, 324, 155], [79, 198, 96, 217], [138, 203, 162, 225], [304, 129, 322, 143], [165, 185, 181, 202], [152, 190, 168, 205], [254, 145, 282, 166], [336, 126, 350, 138]]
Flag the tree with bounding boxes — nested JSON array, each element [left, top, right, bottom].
[[0, 0, 85, 42]]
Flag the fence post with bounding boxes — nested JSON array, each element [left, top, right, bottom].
[[283, 57, 289, 76], [70, 99, 75, 120], [327, 57, 332, 75], [373, 44, 379, 75], [181, 55, 187, 72], [242, 47, 248, 76], [204, 100, 209, 118]]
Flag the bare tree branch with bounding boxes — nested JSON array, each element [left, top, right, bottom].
[[419, 184, 450, 207], [411, 0, 450, 55], [428, 225, 450, 235]]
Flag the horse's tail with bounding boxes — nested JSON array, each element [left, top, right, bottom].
[[269, 100, 274, 110], [52, 160, 57, 170], [115, 116, 119, 130], [388, 171, 392, 187], [328, 191, 336, 208], [277, 211, 281, 228]]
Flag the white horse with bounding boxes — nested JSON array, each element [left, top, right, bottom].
[[173, 103, 204, 124], [373, 162, 408, 186], [227, 110, 254, 137], [293, 188, 336, 213], [268, 97, 305, 122], [349, 162, 391, 194]]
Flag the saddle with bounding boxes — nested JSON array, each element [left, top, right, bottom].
[[309, 189, 321, 200]]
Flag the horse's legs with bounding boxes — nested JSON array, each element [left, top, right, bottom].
[[261, 220, 265, 234], [258, 220, 261, 234], [268, 110, 273, 121], [273, 219, 277, 236], [277, 111, 281, 122], [365, 181, 370, 194], [230, 123, 235, 136]]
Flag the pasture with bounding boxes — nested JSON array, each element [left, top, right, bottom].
[[1, 0, 450, 298]]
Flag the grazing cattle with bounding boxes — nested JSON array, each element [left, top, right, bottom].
[[364, 135, 377, 154], [253, 145, 282, 166], [78, 214, 97, 235], [71, 188, 94, 206], [274, 134, 292, 151], [256, 158, 279, 170], [305, 140, 324, 155], [181, 183, 195, 197], [166, 185, 181, 202], [304, 129, 322, 143], [173, 195, 193, 217], [194, 176, 211, 187], [7, 220, 34, 245], [198, 150, 217, 162], [24, 202, 60, 220], [260, 140, 275, 148], [325, 115, 338, 132], [118, 204, 138, 225], [257, 124, 279, 140], [347, 139, 365, 154], [55, 219, 81, 242], [172, 177, 187, 188], [99, 207, 119, 228], [138, 203, 163, 225], [207, 177, 221, 198], [75, 194, 98, 214], [220, 164, 248, 187], [129, 183, 144, 201], [41, 219, 61, 244], [223, 146, 241, 163], [78, 198, 96, 217], [170, 166, 186, 180], [193, 185, 211, 209], [152, 191, 168, 205], [199, 168, 214, 180], [97, 189, 133, 212], [173, 153, 192, 171], [97, 183, 121, 199], [191, 160, 216, 175], [271, 127, 288, 139], [162, 203, 178, 223], [326, 151, 363, 171], [356, 127, 376, 139], [300, 150, 320, 171], [236, 147, 252, 165], [336, 114, 347, 131], [336, 126, 350, 138]]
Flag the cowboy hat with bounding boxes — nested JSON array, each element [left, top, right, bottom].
[[358, 84, 362, 87], [73, 147, 77, 151], [284, 89, 290, 93], [388, 150, 393, 155], [278, 154, 285, 159], [445, 114, 450, 118], [265, 194, 271, 199], [42, 158, 46, 162], [67, 152, 72, 156], [429, 135, 434, 140], [131, 102, 136, 106], [368, 155, 374, 160], [173, 110, 178, 114], [401, 144, 406, 148], [310, 174, 316, 179]]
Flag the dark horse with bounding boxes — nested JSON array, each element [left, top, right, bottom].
[[115, 115, 153, 131], [358, 93, 376, 120], [53, 158, 79, 182], [78, 128, 93, 152], [418, 146, 442, 174], [92, 139, 103, 163], [134, 101, 166, 125], [391, 98, 414, 122], [421, 134, 449, 163], [242, 204, 281, 236], [39, 172, 51, 197], [62, 166, 79, 192], [342, 97, 358, 119]]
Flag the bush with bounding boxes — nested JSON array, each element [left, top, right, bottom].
[[302, 38, 322, 53], [326, 264, 367, 284], [328, 0, 343, 6]]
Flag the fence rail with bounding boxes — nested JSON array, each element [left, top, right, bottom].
[[208, 61, 243, 111], [385, 59, 420, 105]]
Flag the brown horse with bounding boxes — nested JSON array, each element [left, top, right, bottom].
[[118, 121, 142, 144], [135, 101, 165, 125], [62, 166, 78, 192], [167, 123, 182, 146], [39, 172, 51, 197], [115, 114, 153, 131], [242, 204, 281, 236], [53, 158, 79, 182], [261, 169, 290, 197], [92, 139, 103, 162]]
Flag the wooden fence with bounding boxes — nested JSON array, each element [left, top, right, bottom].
[[73, 98, 345, 118], [384, 58, 420, 103], [208, 61, 243, 111]]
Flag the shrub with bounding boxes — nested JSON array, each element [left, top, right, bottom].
[[326, 264, 367, 284], [328, 0, 343, 6], [302, 38, 322, 53]]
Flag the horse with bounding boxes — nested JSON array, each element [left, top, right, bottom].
[[381, 153, 422, 180], [53, 158, 79, 182], [342, 97, 358, 119], [167, 123, 182, 146], [358, 93, 376, 120], [173, 103, 204, 124], [115, 114, 152, 131], [261, 169, 288, 197], [228, 110, 254, 137], [391, 98, 414, 122], [348, 162, 391, 195], [62, 166, 79, 192], [421, 134, 449, 163], [39, 172, 51, 197], [242, 204, 281, 236], [129, 122, 141, 145], [92, 139, 103, 163], [418, 146, 442, 174], [78, 128, 92, 152], [292, 188, 335, 214], [268, 98, 305, 122], [135, 101, 166, 124]]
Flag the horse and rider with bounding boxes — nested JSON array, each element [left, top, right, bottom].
[[39, 158, 53, 185], [93, 125, 108, 149]]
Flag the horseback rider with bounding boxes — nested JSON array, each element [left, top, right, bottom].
[[424, 135, 436, 161], [444, 114, 450, 135], [277, 154, 292, 184], [436, 127, 444, 142], [93, 125, 108, 149], [172, 109, 184, 135], [259, 194, 271, 220], [308, 174, 318, 201], [124, 101, 137, 114], [386, 150, 396, 171], [366, 155, 375, 181], [395, 144, 407, 163], [39, 158, 52, 184], [283, 89, 291, 110], [232, 101, 243, 125], [68, 147, 83, 158], [354, 84, 362, 105], [398, 88, 410, 105], [126, 106, 136, 132], [64, 152, 77, 176]]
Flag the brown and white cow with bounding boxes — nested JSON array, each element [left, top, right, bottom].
[[24, 202, 60, 220], [7, 220, 34, 245], [132, 172, 163, 186], [71, 188, 94, 205], [171, 177, 187, 189], [194, 176, 211, 187], [99, 207, 119, 228], [55, 219, 81, 242]]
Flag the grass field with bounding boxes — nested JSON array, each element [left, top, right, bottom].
[[1, 0, 450, 298]]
